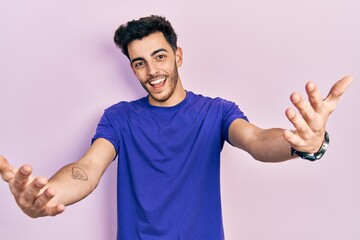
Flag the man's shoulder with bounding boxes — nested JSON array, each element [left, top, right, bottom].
[[105, 97, 147, 112], [188, 91, 235, 106]]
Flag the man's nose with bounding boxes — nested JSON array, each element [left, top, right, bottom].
[[147, 62, 158, 77]]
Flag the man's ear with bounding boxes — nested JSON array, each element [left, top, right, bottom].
[[175, 47, 183, 67]]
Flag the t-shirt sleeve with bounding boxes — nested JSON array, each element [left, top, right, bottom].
[[91, 111, 120, 156], [221, 100, 249, 143]]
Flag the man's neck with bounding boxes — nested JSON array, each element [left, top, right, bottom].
[[148, 80, 186, 107]]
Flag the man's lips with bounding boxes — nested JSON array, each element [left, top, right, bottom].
[[148, 77, 167, 88]]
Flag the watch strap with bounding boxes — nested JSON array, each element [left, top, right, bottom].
[[291, 131, 330, 161]]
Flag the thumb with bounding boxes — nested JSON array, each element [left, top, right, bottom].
[[324, 76, 354, 112], [0, 155, 17, 182]]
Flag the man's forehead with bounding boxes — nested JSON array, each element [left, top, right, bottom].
[[128, 32, 172, 59]]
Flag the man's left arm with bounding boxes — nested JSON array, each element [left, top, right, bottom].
[[228, 76, 353, 162]]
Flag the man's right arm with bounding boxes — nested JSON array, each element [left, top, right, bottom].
[[0, 138, 116, 218]]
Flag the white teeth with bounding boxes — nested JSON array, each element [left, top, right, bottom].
[[150, 78, 165, 85]]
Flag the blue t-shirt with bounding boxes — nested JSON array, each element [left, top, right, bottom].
[[92, 91, 248, 240]]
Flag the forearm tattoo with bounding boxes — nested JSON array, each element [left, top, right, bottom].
[[71, 167, 88, 181]]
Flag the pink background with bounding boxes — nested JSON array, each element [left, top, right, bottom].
[[1, 1, 359, 239]]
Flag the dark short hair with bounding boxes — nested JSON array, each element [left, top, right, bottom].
[[114, 15, 178, 59]]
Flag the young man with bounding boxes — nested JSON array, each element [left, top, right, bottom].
[[0, 15, 353, 239]]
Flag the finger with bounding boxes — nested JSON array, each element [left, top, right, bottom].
[[285, 107, 311, 135], [22, 177, 48, 205], [34, 188, 65, 216], [0, 155, 16, 182], [324, 76, 354, 112], [33, 188, 65, 217], [283, 129, 306, 149], [0, 155, 8, 173], [12, 165, 32, 194], [33, 187, 56, 209], [290, 92, 316, 122], [283, 129, 297, 144], [47, 204, 65, 217], [306, 81, 325, 113]]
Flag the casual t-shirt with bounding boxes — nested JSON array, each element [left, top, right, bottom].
[[92, 91, 248, 240]]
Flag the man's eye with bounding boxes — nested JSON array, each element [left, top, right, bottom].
[[157, 55, 166, 60], [134, 62, 144, 68]]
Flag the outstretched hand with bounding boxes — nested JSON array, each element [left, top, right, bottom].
[[0, 155, 65, 218], [284, 76, 353, 153]]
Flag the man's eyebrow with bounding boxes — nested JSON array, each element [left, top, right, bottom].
[[130, 48, 169, 64], [151, 48, 168, 57], [130, 57, 144, 64]]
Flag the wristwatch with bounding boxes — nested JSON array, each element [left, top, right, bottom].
[[291, 131, 329, 161]]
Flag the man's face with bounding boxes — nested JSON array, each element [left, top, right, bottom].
[[127, 32, 183, 106]]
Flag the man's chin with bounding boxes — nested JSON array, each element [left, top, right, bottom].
[[149, 94, 170, 103], [148, 91, 175, 105]]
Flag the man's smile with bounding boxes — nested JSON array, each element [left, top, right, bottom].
[[148, 77, 167, 88]]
